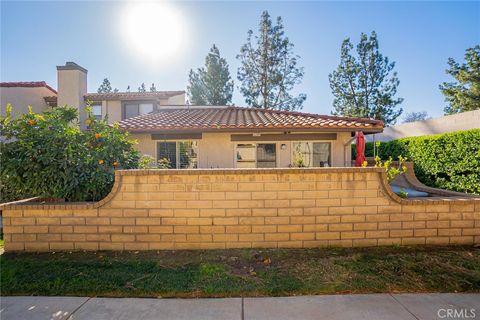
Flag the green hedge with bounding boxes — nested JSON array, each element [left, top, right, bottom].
[[352, 129, 480, 195], [351, 142, 377, 159]]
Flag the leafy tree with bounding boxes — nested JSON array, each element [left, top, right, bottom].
[[97, 78, 112, 93], [188, 44, 234, 105], [0, 104, 140, 202], [237, 11, 306, 111], [138, 83, 146, 92], [150, 83, 157, 92], [440, 45, 480, 115], [403, 111, 429, 123], [329, 31, 403, 126]]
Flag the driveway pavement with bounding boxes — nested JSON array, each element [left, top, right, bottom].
[[1, 293, 478, 320]]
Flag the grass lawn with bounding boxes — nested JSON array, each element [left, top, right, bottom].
[[1, 246, 479, 297]]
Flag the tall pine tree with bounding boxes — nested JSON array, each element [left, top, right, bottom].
[[187, 45, 233, 105], [150, 83, 157, 92], [237, 11, 306, 111], [440, 45, 480, 115], [97, 78, 113, 93], [138, 83, 146, 92], [329, 31, 403, 126]]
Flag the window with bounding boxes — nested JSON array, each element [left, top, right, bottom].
[[123, 103, 154, 119], [92, 104, 102, 120], [157, 141, 198, 169], [292, 142, 331, 167], [236, 143, 276, 168], [236, 144, 256, 168]]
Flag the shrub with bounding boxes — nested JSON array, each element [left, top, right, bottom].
[[138, 155, 171, 169], [374, 155, 407, 183], [138, 155, 156, 169], [0, 104, 140, 202], [353, 129, 480, 195], [351, 141, 378, 159]]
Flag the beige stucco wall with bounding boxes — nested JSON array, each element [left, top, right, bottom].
[[102, 100, 122, 124], [199, 133, 235, 168], [0, 87, 53, 118], [166, 93, 185, 105], [130, 131, 353, 168], [57, 69, 87, 129], [131, 133, 157, 158], [367, 109, 480, 142]]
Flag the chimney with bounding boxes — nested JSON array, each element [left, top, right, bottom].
[[57, 62, 88, 129]]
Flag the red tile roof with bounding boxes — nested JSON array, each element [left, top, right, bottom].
[[85, 91, 185, 101], [117, 106, 384, 133], [0, 81, 57, 94]]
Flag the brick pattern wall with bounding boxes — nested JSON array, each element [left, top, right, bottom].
[[2, 168, 479, 251]]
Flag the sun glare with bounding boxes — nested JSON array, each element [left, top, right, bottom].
[[121, 2, 187, 64]]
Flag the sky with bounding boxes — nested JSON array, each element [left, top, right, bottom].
[[1, 1, 479, 120]]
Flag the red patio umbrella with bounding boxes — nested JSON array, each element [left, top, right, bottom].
[[355, 131, 366, 167]]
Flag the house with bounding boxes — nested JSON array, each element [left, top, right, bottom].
[[1, 61, 384, 168], [117, 106, 383, 168], [0, 81, 57, 117], [1, 62, 185, 129]]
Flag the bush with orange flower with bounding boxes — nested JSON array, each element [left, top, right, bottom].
[[0, 104, 139, 202]]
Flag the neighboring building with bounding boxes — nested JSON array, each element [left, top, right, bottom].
[[367, 109, 480, 142], [0, 81, 57, 117], [1, 61, 384, 168], [1, 62, 186, 129]]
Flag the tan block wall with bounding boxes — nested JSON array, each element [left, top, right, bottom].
[[130, 131, 352, 168], [3, 168, 479, 252]]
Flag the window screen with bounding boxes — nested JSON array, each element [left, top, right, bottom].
[[293, 142, 331, 167], [123, 103, 154, 119], [256, 144, 276, 168], [124, 104, 139, 119], [179, 141, 198, 169], [157, 141, 198, 169], [157, 142, 177, 169]]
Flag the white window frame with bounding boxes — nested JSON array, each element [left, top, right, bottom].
[[234, 142, 278, 168]]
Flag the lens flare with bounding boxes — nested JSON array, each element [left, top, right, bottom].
[[121, 2, 187, 64]]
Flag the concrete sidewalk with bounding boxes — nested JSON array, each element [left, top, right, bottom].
[[1, 293, 479, 320]]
